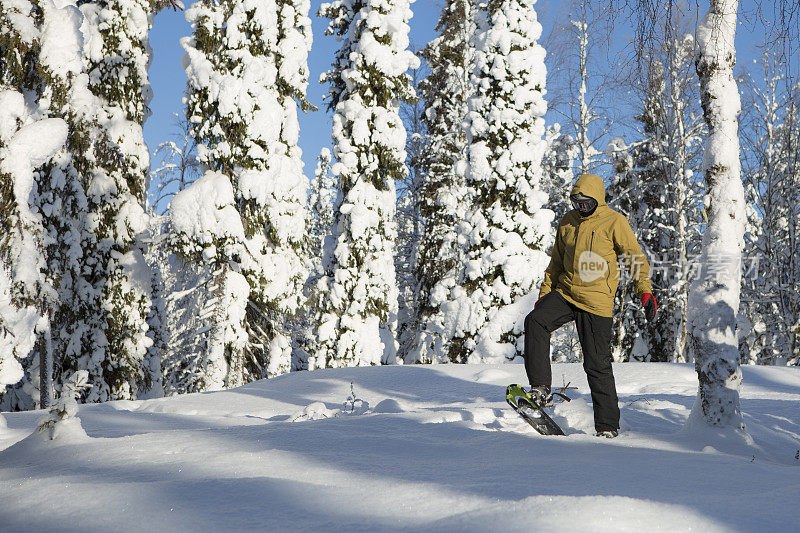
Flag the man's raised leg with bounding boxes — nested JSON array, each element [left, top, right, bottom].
[[523, 291, 574, 390]]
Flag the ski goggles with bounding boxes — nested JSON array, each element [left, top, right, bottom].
[[570, 193, 598, 214]]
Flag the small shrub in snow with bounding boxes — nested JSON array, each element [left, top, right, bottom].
[[37, 370, 91, 440], [290, 401, 337, 422], [341, 381, 369, 415]]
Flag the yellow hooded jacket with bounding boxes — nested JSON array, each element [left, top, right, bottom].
[[539, 174, 652, 318]]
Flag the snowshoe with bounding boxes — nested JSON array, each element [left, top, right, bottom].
[[506, 384, 565, 436]]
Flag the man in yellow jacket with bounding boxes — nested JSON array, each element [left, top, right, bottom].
[[525, 173, 657, 438]]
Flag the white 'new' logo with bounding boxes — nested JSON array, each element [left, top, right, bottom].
[[578, 251, 608, 282]]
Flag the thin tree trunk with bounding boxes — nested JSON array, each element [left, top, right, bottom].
[[577, 5, 591, 174], [39, 327, 53, 408], [671, 42, 690, 364]]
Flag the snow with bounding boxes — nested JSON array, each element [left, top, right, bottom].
[[3, 0, 38, 43], [39, 0, 84, 79], [0, 90, 25, 141], [170, 171, 247, 253], [1, 117, 67, 225], [1, 363, 798, 531], [0, 269, 37, 389]]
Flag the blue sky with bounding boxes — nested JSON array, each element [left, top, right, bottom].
[[143, 0, 787, 207]]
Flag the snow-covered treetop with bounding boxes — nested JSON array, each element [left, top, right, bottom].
[[182, 0, 281, 172], [321, 0, 419, 107], [466, 0, 549, 222]]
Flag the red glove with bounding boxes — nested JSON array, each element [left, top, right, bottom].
[[641, 293, 657, 322]]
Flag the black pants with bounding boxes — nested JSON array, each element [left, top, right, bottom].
[[524, 291, 620, 432]]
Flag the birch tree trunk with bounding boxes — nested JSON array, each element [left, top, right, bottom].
[[666, 32, 699, 365], [686, 0, 746, 429]]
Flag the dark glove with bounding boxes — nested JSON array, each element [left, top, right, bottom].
[[641, 293, 657, 322], [534, 297, 543, 309]]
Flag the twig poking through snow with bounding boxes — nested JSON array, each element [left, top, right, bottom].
[[342, 382, 369, 415]]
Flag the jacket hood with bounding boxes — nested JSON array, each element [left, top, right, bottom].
[[571, 174, 607, 206]]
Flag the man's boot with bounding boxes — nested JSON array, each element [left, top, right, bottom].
[[596, 430, 619, 438], [528, 385, 552, 408]]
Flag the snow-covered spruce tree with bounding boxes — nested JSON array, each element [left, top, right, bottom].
[[178, 0, 312, 387], [146, 115, 201, 394], [38, 5, 107, 408], [604, 138, 644, 362], [0, 0, 126, 409], [432, 0, 553, 364], [737, 179, 764, 365], [316, 0, 418, 367], [170, 172, 250, 389], [251, 0, 313, 379], [307, 148, 335, 269], [73, 0, 165, 400], [296, 148, 335, 371], [3, 0, 168, 406], [410, 0, 478, 363], [0, 0, 62, 404], [0, 267, 35, 392], [685, 0, 747, 431]]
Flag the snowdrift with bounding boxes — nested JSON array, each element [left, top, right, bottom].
[[1, 363, 798, 532]]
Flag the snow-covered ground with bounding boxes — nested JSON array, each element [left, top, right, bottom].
[[1, 363, 799, 532]]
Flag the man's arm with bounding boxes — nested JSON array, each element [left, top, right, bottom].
[[613, 216, 652, 297], [539, 225, 565, 299]]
